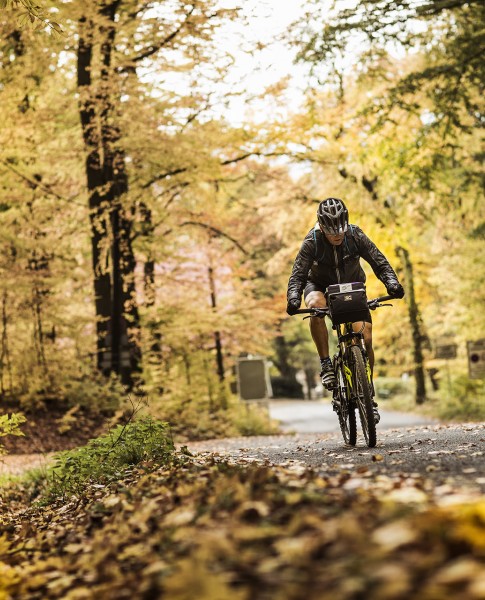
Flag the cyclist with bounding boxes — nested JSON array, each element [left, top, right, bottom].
[[286, 197, 404, 422]]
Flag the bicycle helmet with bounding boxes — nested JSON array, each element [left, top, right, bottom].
[[317, 197, 349, 235]]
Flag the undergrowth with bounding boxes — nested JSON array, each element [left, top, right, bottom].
[[30, 416, 177, 504], [376, 375, 485, 421], [152, 395, 280, 441]]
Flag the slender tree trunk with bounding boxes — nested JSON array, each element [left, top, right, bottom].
[[0, 290, 12, 396], [396, 246, 427, 404], [182, 352, 191, 387], [208, 263, 225, 382], [141, 202, 156, 306], [304, 367, 315, 400], [203, 355, 214, 411], [140, 202, 162, 351], [32, 287, 47, 371]]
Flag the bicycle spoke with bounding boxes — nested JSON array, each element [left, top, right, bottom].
[[350, 346, 376, 447], [333, 357, 356, 446]]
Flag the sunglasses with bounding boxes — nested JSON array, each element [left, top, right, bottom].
[[320, 224, 348, 236]]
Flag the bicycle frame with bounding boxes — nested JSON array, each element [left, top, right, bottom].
[[295, 294, 394, 447]]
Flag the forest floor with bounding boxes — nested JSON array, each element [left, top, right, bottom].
[[1, 417, 484, 599], [1, 407, 108, 455]]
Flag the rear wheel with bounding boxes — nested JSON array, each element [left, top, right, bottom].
[[333, 356, 357, 446], [350, 345, 376, 447]]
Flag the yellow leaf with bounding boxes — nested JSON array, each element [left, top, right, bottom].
[[163, 554, 247, 600], [0, 561, 20, 597], [164, 508, 197, 527], [372, 520, 419, 551], [432, 558, 482, 585]]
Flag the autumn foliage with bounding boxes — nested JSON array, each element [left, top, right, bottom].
[[1, 437, 485, 599]]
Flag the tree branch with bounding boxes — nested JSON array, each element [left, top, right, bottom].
[[180, 221, 248, 255], [128, 5, 195, 64], [0, 159, 84, 206]]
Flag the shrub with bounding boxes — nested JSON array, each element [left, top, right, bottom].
[[437, 375, 485, 421], [148, 389, 280, 441], [374, 377, 413, 399], [231, 402, 280, 437], [43, 417, 176, 502], [0, 413, 26, 454]]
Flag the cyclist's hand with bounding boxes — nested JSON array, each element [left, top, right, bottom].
[[386, 282, 405, 299], [286, 298, 301, 315]]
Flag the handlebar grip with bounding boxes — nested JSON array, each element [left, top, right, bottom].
[[374, 295, 394, 303]]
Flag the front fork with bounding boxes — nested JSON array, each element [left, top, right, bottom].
[[332, 353, 354, 412], [361, 346, 375, 397]]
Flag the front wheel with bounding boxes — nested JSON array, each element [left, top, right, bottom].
[[333, 356, 357, 446], [350, 345, 376, 448]]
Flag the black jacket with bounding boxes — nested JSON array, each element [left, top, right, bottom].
[[287, 223, 399, 302]]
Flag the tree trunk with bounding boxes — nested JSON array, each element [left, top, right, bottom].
[[77, 6, 141, 386], [208, 263, 225, 382], [78, 16, 113, 374], [304, 367, 315, 400], [0, 291, 12, 396], [396, 246, 427, 404]]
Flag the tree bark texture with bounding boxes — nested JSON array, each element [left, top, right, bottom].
[[77, 4, 141, 387]]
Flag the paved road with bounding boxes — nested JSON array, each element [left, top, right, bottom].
[[187, 402, 485, 493], [269, 399, 437, 433]]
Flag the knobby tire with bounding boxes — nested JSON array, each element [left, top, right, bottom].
[[333, 357, 357, 446], [350, 345, 376, 448]]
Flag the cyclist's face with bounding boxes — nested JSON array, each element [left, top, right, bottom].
[[322, 228, 345, 245]]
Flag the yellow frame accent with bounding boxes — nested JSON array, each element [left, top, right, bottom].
[[344, 364, 352, 389]]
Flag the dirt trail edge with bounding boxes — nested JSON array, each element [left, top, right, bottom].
[[2, 423, 483, 494]]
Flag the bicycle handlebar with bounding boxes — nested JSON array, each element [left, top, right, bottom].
[[295, 294, 398, 317]]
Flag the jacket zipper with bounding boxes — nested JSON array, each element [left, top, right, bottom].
[[333, 246, 341, 283]]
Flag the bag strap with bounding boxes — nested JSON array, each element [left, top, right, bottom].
[[344, 224, 359, 255], [313, 225, 325, 262]]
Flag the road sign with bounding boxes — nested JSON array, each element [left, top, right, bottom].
[[236, 357, 272, 401], [435, 344, 457, 360], [467, 339, 485, 379]]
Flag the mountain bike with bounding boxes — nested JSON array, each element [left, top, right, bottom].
[[295, 284, 395, 448]]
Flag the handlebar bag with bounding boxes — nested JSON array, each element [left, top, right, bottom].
[[327, 282, 368, 325]]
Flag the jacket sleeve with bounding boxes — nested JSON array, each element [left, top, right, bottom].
[[287, 232, 315, 302], [354, 226, 399, 287]]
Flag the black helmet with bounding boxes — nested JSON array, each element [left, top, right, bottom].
[[317, 198, 349, 235]]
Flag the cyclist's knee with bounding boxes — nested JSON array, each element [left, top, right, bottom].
[[306, 291, 326, 309]]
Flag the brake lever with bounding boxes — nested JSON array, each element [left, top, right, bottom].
[[303, 311, 327, 320], [369, 301, 393, 310]]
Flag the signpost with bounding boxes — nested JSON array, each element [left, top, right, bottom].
[[434, 344, 457, 360], [434, 339, 458, 395], [236, 356, 272, 402], [467, 339, 485, 379]]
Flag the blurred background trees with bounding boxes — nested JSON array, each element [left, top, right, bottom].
[[0, 0, 483, 418]]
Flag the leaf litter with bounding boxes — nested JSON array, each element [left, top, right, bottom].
[[0, 447, 484, 600]]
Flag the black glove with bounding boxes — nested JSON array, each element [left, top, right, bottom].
[[286, 298, 301, 316], [386, 281, 405, 299]]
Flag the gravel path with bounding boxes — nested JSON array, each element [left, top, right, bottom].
[[2, 415, 483, 497], [185, 422, 485, 492]]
